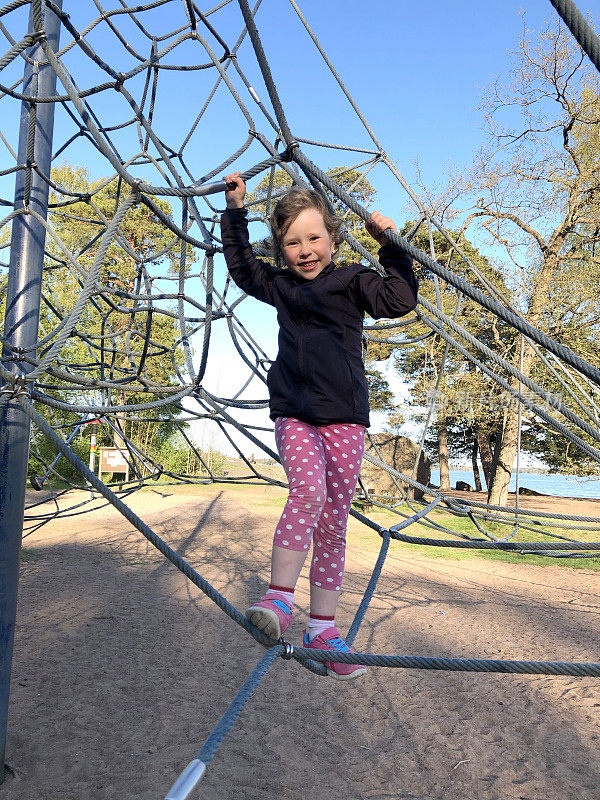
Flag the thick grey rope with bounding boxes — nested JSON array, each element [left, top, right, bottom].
[[360, 449, 600, 527], [2, 3, 596, 788], [26, 192, 137, 382], [236, 0, 600, 387], [20, 397, 277, 648], [548, 0, 600, 71], [419, 295, 600, 444], [291, 647, 600, 676], [164, 646, 283, 800], [5, 0, 600, 680], [292, 150, 600, 388], [419, 309, 600, 463], [346, 529, 390, 647], [4, 6, 599, 792]]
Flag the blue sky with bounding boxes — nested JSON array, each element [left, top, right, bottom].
[[174, 0, 592, 457], [2, 0, 596, 458], [0, 0, 567, 202]]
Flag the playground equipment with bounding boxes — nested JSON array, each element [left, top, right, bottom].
[[1, 0, 600, 794]]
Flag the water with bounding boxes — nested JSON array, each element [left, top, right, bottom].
[[430, 469, 600, 499]]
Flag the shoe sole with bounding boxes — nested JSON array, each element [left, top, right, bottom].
[[325, 665, 368, 680], [245, 606, 282, 640]]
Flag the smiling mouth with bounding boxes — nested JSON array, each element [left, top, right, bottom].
[[299, 260, 319, 270]]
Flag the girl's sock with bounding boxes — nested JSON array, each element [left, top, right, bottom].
[[307, 613, 335, 642], [266, 585, 294, 607]]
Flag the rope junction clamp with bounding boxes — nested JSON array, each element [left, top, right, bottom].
[[282, 140, 299, 159], [0, 374, 30, 400], [9, 345, 27, 362], [278, 637, 294, 659]]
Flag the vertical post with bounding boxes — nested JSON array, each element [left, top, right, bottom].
[[0, 1, 62, 780], [88, 421, 98, 500]]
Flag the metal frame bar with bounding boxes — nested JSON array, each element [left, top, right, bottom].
[[0, 0, 63, 780]]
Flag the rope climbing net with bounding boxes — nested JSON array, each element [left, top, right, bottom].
[[1, 0, 600, 796]]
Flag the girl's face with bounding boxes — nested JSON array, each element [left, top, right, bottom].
[[281, 208, 335, 280]]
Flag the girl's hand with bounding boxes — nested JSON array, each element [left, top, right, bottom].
[[365, 210, 396, 246], [224, 171, 246, 209]]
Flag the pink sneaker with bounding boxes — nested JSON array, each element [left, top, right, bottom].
[[245, 593, 293, 640], [303, 626, 367, 680]]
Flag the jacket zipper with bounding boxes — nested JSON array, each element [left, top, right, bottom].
[[296, 323, 312, 419], [297, 324, 310, 386], [344, 353, 358, 413]]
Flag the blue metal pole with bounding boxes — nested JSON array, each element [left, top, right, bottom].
[[0, 0, 62, 780]]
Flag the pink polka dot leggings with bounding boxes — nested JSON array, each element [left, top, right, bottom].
[[273, 417, 366, 592]]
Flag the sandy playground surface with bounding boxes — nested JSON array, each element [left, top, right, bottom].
[[3, 483, 600, 800]]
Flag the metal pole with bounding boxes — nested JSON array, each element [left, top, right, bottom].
[[88, 421, 98, 499], [0, 0, 62, 781]]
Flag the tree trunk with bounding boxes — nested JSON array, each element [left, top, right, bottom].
[[473, 422, 494, 487], [471, 438, 482, 491], [438, 413, 450, 490], [488, 254, 559, 506], [114, 389, 128, 449], [488, 335, 546, 504]]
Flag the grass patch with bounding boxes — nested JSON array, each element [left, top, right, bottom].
[[134, 481, 600, 571], [351, 502, 600, 571], [141, 479, 288, 508], [20, 548, 41, 563]]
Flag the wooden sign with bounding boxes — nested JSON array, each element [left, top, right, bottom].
[[99, 447, 128, 474]]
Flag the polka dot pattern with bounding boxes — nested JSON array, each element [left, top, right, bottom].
[[273, 417, 365, 592]]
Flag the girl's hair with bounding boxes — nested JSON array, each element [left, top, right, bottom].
[[267, 188, 343, 268]]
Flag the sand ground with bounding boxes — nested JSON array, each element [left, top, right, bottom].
[[3, 484, 600, 800]]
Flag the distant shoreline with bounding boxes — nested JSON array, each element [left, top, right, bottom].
[[436, 466, 599, 477], [429, 468, 600, 500]]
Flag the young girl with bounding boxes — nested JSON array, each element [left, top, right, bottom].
[[221, 172, 418, 679]]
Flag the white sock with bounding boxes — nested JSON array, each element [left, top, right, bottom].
[[266, 587, 294, 607], [308, 615, 335, 642]]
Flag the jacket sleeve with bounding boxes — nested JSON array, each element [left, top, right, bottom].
[[350, 243, 418, 319], [220, 207, 276, 306]]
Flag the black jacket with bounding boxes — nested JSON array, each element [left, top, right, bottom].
[[221, 207, 418, 427]]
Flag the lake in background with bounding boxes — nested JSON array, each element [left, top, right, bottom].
[[430, 469, 600, 499]]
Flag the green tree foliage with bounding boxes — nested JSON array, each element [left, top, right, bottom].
[[25, 163, 198, 483], [456, 21, 600, 500], [369, 223, 511, 489], [366, 365, 398, 415]]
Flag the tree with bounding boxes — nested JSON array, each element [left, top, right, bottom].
[[365, 365, 398, 415], [29, 163, 195, 480], [455, 20, 600, 504], [370, 223, 511, 490]]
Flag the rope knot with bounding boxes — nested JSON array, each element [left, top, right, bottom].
[[129, 178, 144, 202]]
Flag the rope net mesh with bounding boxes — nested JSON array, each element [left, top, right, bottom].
[[1, 0, 600, 794]]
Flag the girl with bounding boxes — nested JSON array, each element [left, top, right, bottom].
[[222, 172, 418, 679]]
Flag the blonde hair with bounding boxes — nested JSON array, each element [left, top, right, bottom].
[[267, 188, 343, 268]]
